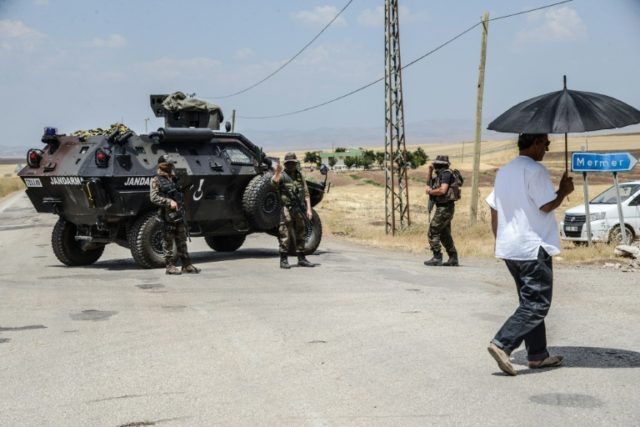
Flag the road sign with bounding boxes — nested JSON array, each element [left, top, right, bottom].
[[571, 152, 638, 173]]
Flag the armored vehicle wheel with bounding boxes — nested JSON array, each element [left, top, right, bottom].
[[288, 209, 322, 255], [128, 212, 170, 269], [242, 174, 281, 231], [204, 235, 246, 252], [52, 218, 105, 266]]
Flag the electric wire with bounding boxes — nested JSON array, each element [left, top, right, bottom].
[[488, 0, 573, 22], [206, 0, 355, 99], [237, 0, 573, 120]]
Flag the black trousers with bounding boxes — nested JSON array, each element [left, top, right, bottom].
[[492, 247, 553, 362]]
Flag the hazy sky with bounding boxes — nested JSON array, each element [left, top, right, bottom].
[[1, 0, 639, 150]]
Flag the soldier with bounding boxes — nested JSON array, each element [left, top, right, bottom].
[[150, 155, 200, 275], [424, 155, 459, 267], [271, 153, 316, 269]]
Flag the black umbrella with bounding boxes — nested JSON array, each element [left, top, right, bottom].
[[488, 76, 640, 171]]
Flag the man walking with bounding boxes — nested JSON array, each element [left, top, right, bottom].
[[486, 134, 573, 376], [271, 153, 315, 269], [150, 155, 200, 275], [424, 155, 459, 267]]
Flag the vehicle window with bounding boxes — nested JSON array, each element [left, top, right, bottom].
[[630, 195, 640, 206], [591, 184, 640, 204], [224, 147, 253, 165]]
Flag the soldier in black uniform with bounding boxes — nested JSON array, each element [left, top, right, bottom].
[[150, 155, 200, 275], [424, 155, 459, 267], [271, 153, 316, 269]]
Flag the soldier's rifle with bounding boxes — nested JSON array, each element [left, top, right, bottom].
[[279, 172, 312, 230], [164, 183, 191, 242], [427, 174, 436, 222]]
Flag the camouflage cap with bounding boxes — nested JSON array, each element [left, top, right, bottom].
[[433, 155, 450, 165], [283, 152, 299, 164]]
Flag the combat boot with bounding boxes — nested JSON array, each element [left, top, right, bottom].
[[443, 251, 459, 267], [182, 264, 200, 274], [297, 253, 315, 267], [180, 256, 200, 273], [166, 264, 182, 275], [280, 253, 291, 269], [423, 252, 443, 266]]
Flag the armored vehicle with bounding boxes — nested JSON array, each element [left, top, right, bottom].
[[18, 93, 327, 268]]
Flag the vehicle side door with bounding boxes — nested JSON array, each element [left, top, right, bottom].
[[627, 192, 640, 236]]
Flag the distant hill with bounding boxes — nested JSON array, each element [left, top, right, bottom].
[[0, 145, 30, 157], [241, 120, 640, 151], [242, 119, 500, 151]]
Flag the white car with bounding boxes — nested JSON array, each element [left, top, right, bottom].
[[560, 181, 640, 245]]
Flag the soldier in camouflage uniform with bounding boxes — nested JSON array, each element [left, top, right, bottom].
[[150, 156, 200, 275], [271, 153, 316, 269], [424, 155, 459, 267]]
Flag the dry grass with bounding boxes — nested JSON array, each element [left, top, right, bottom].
[[316, 177, 627, 265], [0, 177, 25, 199], [0, 164, 24, 199], [319, 180, 496, 257], [0, 164, 19, 176]]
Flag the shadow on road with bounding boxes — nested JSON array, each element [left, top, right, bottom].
[[190, 248, 327, 262], [512, 346, 640, 369], [47, 260, 142, 272], [46, 247, 326, 271], [191, 248, 279, 262]]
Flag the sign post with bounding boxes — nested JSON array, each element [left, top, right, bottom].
[[571, 152, 638, 245], [612, 171, 627, 243], [582, 171, 592, 246]]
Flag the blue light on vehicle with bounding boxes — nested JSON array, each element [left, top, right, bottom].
[[44, 127, 57, 136]]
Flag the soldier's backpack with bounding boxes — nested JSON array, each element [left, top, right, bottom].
[[446, 169, 464, 202]]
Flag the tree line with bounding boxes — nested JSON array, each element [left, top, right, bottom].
[[304, 148, 428, 170]]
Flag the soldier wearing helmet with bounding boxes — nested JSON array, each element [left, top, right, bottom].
[[150, 155, 200, 275], [271, 152, 316, 269]]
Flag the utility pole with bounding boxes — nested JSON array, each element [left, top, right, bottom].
[[231, 109, 236, 132], [469, 12, 489, 224], [144, 117, 149, 134], [384, 0, 410, 235]]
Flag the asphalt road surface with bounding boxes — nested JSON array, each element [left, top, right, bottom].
[[1, 192, 639, 427]]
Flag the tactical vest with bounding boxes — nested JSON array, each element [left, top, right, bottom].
[[432, 169, 463, 205], [279, 171, 305, 207], [156, 175, 183, 222], [157, 175, 178, 195]]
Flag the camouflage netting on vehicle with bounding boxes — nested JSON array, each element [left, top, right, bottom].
[[71, 123, 135, 139], [162, 91, 224, 122]]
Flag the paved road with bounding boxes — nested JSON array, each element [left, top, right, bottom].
[[1, 192, 639, 427]]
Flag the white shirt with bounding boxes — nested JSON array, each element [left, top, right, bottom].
[[486, 156, 560, 260]]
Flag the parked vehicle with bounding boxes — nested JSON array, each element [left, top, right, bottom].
[[560, 181, 640, 245], [18, 94, 328, 268]]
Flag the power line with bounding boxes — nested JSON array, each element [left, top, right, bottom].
[[238, 0, 573, 120], [488, 0, 573, 22], [205, 0, 355, 100]]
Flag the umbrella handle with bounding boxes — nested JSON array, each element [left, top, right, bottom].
[[565, 132, 570, 202], [564, 133, 568, 173]]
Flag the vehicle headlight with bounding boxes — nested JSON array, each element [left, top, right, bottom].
[[589, 212, 606, 221]]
